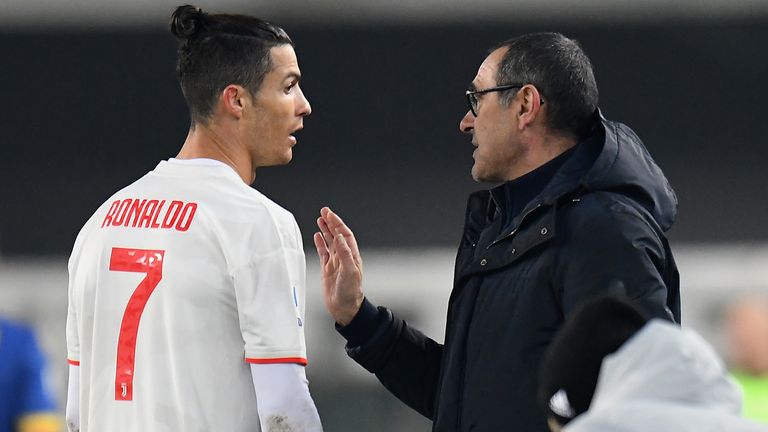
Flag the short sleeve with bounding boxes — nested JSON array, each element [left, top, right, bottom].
[[66, 251, 80, 365], [65, 212, 99, 366], [232, 242, 307, 365]]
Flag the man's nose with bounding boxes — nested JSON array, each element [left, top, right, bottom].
[[459, 110, 474, 134], [298, 87, 312, 117]]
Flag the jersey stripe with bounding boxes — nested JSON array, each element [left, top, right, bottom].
[[245, 357, 308, 366], [67, 359, 80, 366]]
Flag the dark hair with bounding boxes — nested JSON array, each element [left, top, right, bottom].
[[169, 5, 294, 126], [538, 295, 648, 427], [494, 32, 599, 139]]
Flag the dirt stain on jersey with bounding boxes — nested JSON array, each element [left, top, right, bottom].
[[266, 415, 294, 432]]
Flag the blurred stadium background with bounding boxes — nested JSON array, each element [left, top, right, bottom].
[[1, 0, 767, 430]]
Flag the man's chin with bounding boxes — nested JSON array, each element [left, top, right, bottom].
[[275, 149, 293, 165], [256, 152, 293, 169], [470, 165, 487, 183], [471, 166, 503, 184]]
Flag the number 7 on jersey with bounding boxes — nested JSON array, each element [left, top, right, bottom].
[[109, 247, 165, 401]]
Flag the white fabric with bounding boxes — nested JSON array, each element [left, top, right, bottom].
[[66, 365, 80, 432], [66, 160, 310, 432], [565, 320, 768, 432], [250, 363, 322, 431], [167, 157, 231, 167]]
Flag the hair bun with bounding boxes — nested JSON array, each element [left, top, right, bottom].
[[170, 5, 205, 40]]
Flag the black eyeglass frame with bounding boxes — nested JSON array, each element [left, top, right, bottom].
[[465, 84, 543, 117]]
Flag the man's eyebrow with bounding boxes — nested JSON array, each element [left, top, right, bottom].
[[284, 72, 301, 82]]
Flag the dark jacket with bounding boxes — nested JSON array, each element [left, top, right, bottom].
[[338, 113, 681, 432]]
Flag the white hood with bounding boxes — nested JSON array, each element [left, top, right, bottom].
[[565, 320, 768, 432]]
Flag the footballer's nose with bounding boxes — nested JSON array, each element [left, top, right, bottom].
[[297, 86, 312, 117]]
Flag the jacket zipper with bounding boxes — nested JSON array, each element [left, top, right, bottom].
[[455, 204, 543, 429], [486, 203, 542, 249]]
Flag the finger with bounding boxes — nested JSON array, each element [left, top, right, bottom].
[[313, 232, 330, 266], [335, 234, 358, 272], [320, 217, 341, 269], [321, 208, 362, 267], [323, 208, 345, 232], [325, 209, 352, 237], [325, 210, 361, 261], [320, 207, 344, 244], [317, 217, 334, 252]]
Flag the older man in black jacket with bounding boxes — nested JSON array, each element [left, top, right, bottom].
[[313, 32, 680, 432]]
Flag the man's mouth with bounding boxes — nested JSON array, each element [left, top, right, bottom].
[[289, 125, 303, 145]]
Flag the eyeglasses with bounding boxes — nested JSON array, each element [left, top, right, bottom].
[[465, 84, 522, 117], [465, 84, 544, 117]]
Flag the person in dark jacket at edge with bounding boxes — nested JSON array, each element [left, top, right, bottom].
[[538, 295, 767, 432], [313, 32, 681, 432]]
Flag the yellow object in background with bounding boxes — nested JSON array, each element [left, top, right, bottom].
[[17, 413, 60, 432]]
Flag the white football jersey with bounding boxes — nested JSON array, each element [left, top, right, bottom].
[[66, 158, 308, 432]]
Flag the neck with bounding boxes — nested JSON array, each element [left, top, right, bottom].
[[507, 132, 577, 181], [176, 120, 254, 184]]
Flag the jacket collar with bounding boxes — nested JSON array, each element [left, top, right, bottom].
[[465, 111, 606, 236], [489, 145, 577, 230]]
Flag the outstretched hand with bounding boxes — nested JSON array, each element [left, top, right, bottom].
[[313, 207, 364, 326]]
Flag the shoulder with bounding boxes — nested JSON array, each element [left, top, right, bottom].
[[212, 186, 303, 261], [251, 191, 302, 250], [245, 188, 297, 226], [69, 197, 117, 265], [562, 191, 646, 222], [221, 186, 298, 236], [558, 191, 659, 241], [76, 172, 153, 231], [552, 191, 666, 265]]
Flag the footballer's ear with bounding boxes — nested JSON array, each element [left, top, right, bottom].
[[220, 85, 248, 119]]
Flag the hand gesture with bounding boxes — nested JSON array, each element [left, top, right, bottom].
[[313, 207, 364, 326]]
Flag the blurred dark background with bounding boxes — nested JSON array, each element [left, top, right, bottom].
[[2, 19, 767, 256]]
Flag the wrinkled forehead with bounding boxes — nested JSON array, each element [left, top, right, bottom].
[[471, 47, 509, 88]]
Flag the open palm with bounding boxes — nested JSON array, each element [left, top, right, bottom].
[[313, 207, 364, 326]]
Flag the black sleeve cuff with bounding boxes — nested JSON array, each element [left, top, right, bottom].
[[335, 297, 388, 347]]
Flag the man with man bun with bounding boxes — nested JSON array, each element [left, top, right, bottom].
[[65, 5, 321, 431]]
